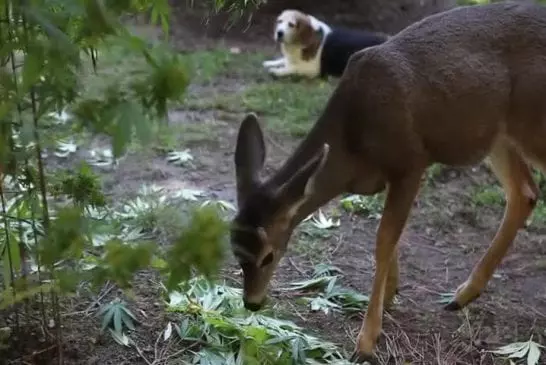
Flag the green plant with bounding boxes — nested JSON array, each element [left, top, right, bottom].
[[0, 0, 231, 361], [98, 298, 137, 336], [339, 194, 384, 219], [471, 185, 505, 207], [166, 276, 353, 364], [286, 264, 369, 315]]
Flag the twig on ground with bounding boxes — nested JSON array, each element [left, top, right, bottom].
[[288, 257, 306, 276], [330, 233, 345, 257], [132, 340, 153, 365], [84, 282, 115, 315]]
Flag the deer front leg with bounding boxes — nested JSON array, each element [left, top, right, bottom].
[[351, 173, 423, 363], [445, 140, 538, 310], [384, 247, 399, 310]]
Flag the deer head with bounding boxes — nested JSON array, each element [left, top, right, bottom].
[[230, 113, 330, 310]]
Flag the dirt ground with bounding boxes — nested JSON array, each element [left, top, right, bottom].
[[4, 2, 546, 365]]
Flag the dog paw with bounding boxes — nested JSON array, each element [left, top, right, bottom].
[[267, 67, 291, 78]]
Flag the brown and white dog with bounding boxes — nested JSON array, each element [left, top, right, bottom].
[[263, 10, 389, 79]]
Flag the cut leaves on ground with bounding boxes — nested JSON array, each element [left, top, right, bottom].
[[165, 276, 353, 364]]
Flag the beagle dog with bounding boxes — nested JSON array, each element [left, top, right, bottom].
[[263, 10, 389, 79]]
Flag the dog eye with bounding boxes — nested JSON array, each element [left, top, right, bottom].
[[288, 22, 295, 28]]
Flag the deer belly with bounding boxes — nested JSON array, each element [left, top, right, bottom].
[[422, 120, 501, 166]]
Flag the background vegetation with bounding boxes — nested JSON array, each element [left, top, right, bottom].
[[0, 0, 545, 364]]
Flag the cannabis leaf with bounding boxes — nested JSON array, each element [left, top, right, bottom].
[[310, 209, 340, 229], [97, 299, 138, 336], [488, 337, 543, 365], [54, 140, 78, 158], [166, 149, 193, 166]]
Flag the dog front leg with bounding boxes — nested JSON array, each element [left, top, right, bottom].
[[263, 57, 285, 68], [267, 64, 297, 77]]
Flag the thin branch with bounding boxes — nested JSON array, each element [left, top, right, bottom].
[[0, 178, 19, 330]]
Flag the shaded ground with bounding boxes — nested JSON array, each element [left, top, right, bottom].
[[4, 3, 546, 365]]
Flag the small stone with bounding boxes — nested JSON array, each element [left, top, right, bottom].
[[48, 319, 55, 328], [230, 47, 241, 54], [0, 327, 12, 340]]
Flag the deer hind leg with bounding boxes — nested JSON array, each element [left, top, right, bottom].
[[445, 139, 538, 311], [351, 172, 423, 363]]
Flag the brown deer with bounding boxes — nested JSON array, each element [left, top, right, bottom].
[[230, 1, 546, 362]]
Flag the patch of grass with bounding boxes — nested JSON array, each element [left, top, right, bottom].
[[471, 185, 504, 207], [339, 194, 384, 219], [471, 182, 546, 225], [425, 163, 445, 184], [128, 121, 218, 153], [239, 80, 335, 136], [185, 79, 336, 137], [183, 49, 267, 83], [530, 201, 546, 225]]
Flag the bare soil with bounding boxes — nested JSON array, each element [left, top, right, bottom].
[[4, 3, 546, 365]]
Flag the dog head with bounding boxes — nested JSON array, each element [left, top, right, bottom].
[[274, 10, 324, 60], [274, 10, 316, 44]]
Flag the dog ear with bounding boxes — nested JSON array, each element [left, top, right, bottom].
[[298, 18, 324, 61]]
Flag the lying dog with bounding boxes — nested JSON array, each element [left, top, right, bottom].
[[263, 9, 389, 79]]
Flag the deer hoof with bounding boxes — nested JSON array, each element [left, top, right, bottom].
[[444, 291, 481, 311], [443, 300, 462, 311], [349, 351, 378, 364]]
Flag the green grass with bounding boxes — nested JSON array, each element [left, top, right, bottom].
[[78, 43, 262, 154], [239, 81, 335, 136], [149, 47, 339, 138], [471, 184, 546, 225], [127, 121, 218, 154], [182, 49, 267, 83], [184, 78, 336, 137], [471, 185, 505, 207]]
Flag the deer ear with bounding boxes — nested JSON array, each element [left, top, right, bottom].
[[235, 113, 266, 203], [274, 144, 330, 216]]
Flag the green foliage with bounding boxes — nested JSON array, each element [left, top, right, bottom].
[[98, 298, 137, 335], [166, 276, 352, 364], [471, 185, 504, 208], [164, 205, 229, 291], [0, 0, 229, 338], [50, 162, 107, 208], [339, 194, 384, 219], [286, 264, 369, 315], [91, 239, 157, 289]]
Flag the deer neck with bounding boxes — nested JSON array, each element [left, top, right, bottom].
[[266, 117, 346, 227], [266, 116, 334, 189]]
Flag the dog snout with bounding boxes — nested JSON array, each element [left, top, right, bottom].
[[276, 30, 284, 41]]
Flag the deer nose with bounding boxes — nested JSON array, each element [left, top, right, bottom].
[[276, 30, 284, 41], [243, 299, 264, 312]]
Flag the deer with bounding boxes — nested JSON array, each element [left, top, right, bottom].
[[229, 1, 546, 363]]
